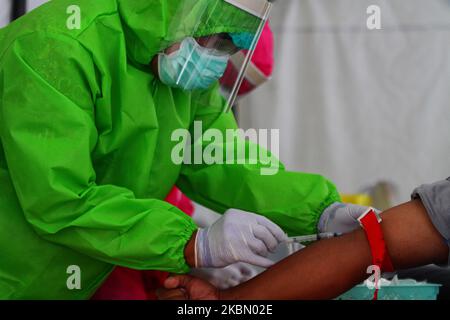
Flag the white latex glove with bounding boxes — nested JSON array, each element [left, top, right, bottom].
[[191, 205, 221, 229], [318, 202, 381, 234], [195, 209, 288, 268], [190, 262, 258, 290]]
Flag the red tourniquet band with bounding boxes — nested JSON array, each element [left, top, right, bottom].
[[358, 209, 394, 300]]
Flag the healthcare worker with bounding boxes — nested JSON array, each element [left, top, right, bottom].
[[0, 0, 366, 299], [94, 19, 276, 300]]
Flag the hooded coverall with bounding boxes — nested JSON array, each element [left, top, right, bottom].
[[0, 0, 340, 299]]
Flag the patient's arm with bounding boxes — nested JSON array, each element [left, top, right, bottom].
[[158, 200, 449, 300]]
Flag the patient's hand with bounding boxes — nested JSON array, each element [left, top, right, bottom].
[[157, 275, 220, 300]]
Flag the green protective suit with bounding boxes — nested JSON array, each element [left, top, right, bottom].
[[0, 0, 340, 299]]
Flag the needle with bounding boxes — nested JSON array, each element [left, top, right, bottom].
[[286, 232, 343, 244]]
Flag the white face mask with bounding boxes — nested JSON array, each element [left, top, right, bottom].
[[158, 37, 230, 91]]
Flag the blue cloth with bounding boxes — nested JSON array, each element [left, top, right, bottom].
[[229, 32, 255, 50]]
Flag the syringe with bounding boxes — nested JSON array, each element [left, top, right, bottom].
[[286, 232, 342, 244]]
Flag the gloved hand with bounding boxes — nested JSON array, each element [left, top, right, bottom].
[[190, 262, 258, 290], [195, 209, 288, 268], [318, 202, 381, 235]]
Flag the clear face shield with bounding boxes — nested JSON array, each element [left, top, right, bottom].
[[160, 0, 272, 111], [220, 0, 272, 111]]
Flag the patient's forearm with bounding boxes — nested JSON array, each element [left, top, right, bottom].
[[220, 200, 448, 300], [221, 227, 371, 299]]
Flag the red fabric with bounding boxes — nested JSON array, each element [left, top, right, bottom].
[[164, 186, 195, 216], [359, 209, 394, 300], [220, 22, 274, 95], [91, 187, 194, 300]]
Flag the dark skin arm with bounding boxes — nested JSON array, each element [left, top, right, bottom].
[[162, 200, 449, 300]]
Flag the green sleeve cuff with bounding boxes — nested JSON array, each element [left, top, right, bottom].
[[174, 220, 198, 274], [311, 181, 342, 234]]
